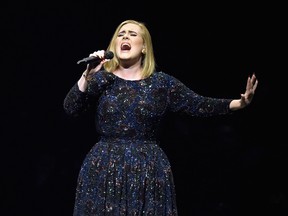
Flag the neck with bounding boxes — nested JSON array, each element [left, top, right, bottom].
[[114, 62, 143, 80]]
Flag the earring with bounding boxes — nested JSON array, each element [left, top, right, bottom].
[[142, 48, 146, 54]]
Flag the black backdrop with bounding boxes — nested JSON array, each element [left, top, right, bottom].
[[2, 2, 284, 216]]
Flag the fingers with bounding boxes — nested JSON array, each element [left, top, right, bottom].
[[252, 75, 258, 91], [89, 50, 106, 59], [246, 76, 252, 91], [247, 73, 258, 91], [86, 50, 106, 71]]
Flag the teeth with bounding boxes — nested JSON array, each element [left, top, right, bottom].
[[121, 43, 131, 50], [121, 43, 130, 48]]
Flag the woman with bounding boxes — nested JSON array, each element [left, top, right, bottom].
[[64, 19, 258, 215]]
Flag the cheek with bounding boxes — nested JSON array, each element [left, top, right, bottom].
[[132, 40, 144, 52], [115, 48, 121, 57], [115, 39, 121, 48], [134, 38, 144, 46], [114, 42, 121, 52]]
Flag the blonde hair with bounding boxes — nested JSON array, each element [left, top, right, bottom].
[[104, 20, 156, 78]]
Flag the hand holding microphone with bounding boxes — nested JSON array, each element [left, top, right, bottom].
[[77, 50, 114, 64], [79, 50, 114, 82]]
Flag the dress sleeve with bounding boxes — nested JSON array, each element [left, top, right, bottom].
[[167, 74, 233, 117], [63, 70, 115, 117]]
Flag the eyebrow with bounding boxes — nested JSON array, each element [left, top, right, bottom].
[[119, 30, 138, 34]]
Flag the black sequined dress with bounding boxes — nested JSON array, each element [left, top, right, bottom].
[[63, 70, 233, 216]]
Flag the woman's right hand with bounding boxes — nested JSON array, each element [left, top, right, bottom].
[[78, 50, 109, 92], [83, 50, 109, 79]]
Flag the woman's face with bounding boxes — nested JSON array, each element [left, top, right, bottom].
[[115, 23, 144, 63]]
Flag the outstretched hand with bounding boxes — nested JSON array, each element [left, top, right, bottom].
[[240, 73, 258, 108]]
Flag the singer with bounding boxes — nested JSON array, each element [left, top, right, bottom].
[[63, 19, 258, 216]]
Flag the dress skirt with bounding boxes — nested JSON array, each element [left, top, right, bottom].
[[73, 138, 178, 216]]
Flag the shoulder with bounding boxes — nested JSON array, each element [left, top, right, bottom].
[[153, 71, 176, 80], [152, 71, 182, 85]]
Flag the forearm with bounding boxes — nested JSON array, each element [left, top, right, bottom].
[[77, 71, 88, 92]]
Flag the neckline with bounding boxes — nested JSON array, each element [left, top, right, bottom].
[[112, 72, 153, 83]]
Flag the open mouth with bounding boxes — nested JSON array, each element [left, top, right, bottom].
[[121, 43, 131, 50]]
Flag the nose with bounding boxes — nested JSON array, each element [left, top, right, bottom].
[[122, 34, 128, 39]]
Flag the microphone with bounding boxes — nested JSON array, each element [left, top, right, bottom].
[[77, 51, 114, 64]]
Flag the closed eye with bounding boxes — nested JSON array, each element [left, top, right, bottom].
[[118, 30, 138, 37]]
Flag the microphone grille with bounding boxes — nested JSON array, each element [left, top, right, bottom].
[[105, 51, 114, 60]]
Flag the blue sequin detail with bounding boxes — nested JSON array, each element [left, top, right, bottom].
[[64, 71, 232, 215]]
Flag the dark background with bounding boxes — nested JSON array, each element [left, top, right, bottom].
[[2, 1, 284, 216]]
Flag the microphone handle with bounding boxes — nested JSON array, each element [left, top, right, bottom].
[[77, 56, 100, 64]]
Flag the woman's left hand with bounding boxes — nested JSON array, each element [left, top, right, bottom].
[[240, 73, 258, 107]]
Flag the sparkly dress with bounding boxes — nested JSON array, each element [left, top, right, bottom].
[[63, 70, 233, 216]]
